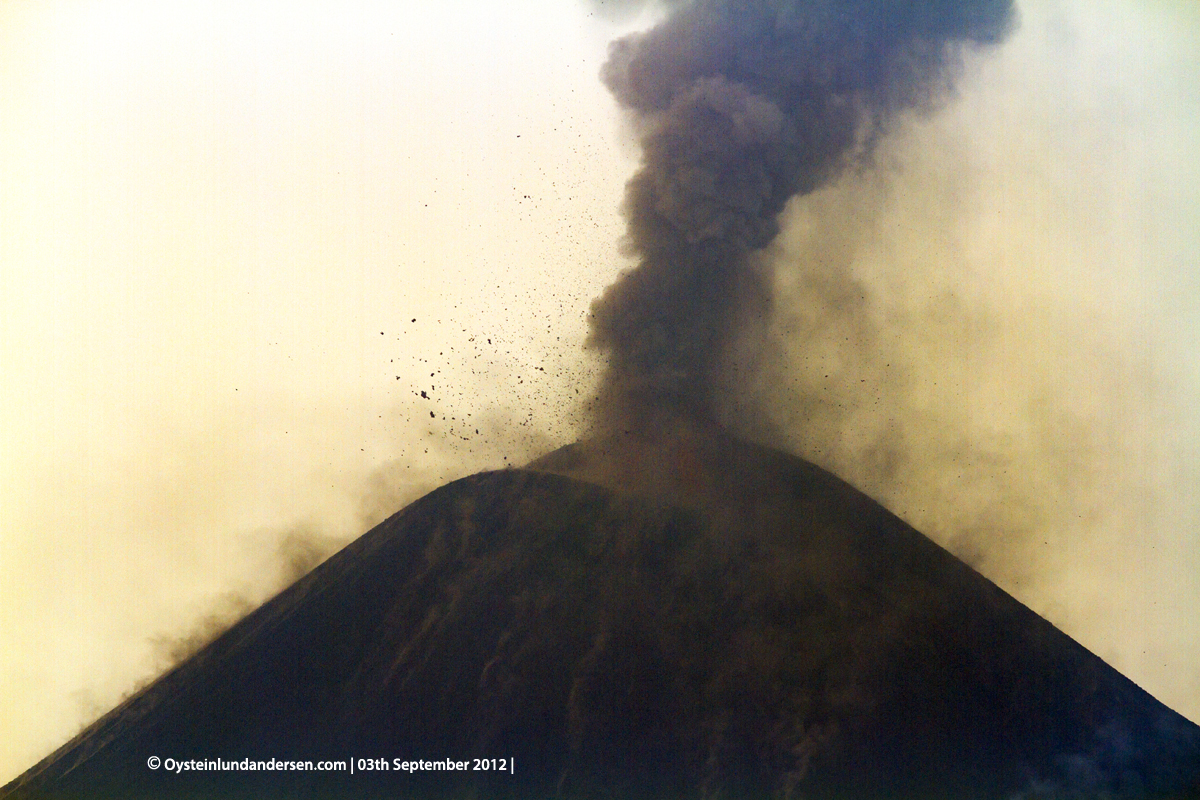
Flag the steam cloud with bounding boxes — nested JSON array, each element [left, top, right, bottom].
[[588, 0, 1015, 423]]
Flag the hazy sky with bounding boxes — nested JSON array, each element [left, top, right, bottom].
[[2, 0, 1198, 784]]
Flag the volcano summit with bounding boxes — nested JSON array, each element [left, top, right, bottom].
[[4, 417, 1199, 799], [7, 1, 1199, 797]]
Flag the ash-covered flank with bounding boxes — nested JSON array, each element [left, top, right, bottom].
[[4, 419, 1198, 799], [8, 3, 1199, 797]]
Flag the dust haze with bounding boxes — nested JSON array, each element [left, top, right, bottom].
[[0, 0, 1197, 787], [799, 2, 1198, 724], [582, 0, 1198, 724], [0, 0, 622, 783], [618, 0, 1200, 722]]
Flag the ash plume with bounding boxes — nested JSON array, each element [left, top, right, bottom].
[[587, 0, 1015, 424]]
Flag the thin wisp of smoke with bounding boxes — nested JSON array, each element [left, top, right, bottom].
[[587, 0, 1015, 424]]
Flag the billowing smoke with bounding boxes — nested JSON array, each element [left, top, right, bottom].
[[584, 0, 1200, 723], [588, 0, 1015, 424]]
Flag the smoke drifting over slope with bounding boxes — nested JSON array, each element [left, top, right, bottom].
[[585, 0, 1200, 723], [588, 0, 1014, 420], [2, 0, 1197, 787]]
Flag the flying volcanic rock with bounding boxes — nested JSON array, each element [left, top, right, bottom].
[[4, 418, 1199, 799], [8, 2, 1197, 797]]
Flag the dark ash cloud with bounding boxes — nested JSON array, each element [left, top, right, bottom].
[[587, 0, 1015, 424]]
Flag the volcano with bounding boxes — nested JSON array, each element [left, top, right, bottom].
[[4, 418, 1199, 799]]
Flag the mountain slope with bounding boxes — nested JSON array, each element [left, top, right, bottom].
[[4, 429, 1199, 798]]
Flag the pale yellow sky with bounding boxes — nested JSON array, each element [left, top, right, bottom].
[[2, 0, 1198, 784], [0, 0, 637, 778]]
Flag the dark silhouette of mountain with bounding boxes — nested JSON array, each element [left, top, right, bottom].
[[4, 419, 1199, 799]]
